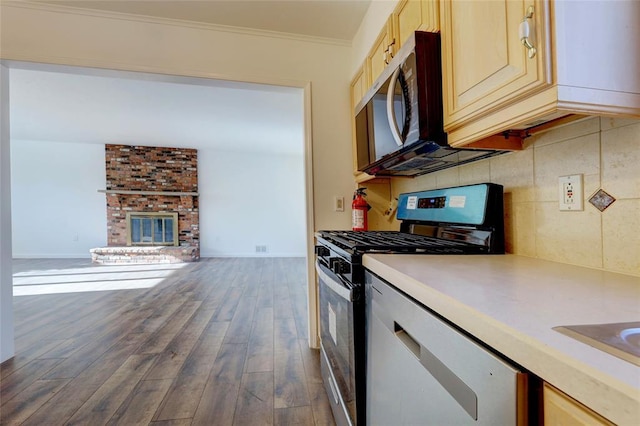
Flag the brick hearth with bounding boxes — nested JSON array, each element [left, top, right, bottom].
[[90, 246, 199, 264]]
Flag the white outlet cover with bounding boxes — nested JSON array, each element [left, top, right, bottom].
[[558, 174, 584, 211]]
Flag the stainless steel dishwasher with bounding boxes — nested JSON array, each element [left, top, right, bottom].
[[365, 270, 529, 425]]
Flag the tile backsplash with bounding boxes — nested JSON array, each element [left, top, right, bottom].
[[388, 117, 640, 277]]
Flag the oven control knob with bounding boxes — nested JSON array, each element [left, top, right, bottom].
[[329, 257, 338, 270], [331, 258, 351, 274], [314, 245, 330, 257]]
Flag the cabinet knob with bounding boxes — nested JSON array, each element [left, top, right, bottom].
[[519, 5, 537, 59]]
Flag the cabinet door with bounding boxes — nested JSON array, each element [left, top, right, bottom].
[[351, 65, 370, 178], [350, 66, 368, 111], [440, 0, 551, 133], [543, 383, 614, 425], [366, 19, 394, 85], [393, 0, 439, 51]]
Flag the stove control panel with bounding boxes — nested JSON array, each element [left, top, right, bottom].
[[397, 183, 502, 226]]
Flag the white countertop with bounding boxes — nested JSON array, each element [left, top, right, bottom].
[[363, 254, 640, 425]]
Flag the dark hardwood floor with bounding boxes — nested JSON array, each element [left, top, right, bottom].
[[1, 257, 334, 425]]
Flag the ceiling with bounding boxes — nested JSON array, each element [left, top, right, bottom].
[[10, 66, 305, 154], [10, 1, 376, 154], [31, 0, 373, 42]]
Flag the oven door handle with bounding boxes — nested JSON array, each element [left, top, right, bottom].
[[316, 262, 353, 302]]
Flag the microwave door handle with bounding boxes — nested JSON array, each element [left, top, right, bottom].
[[386, 66, 404, 147]]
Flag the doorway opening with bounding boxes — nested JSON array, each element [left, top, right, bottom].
[[0, 61, 318, 365]]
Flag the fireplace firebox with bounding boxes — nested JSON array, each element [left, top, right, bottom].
[[126, 212, 178, 246]]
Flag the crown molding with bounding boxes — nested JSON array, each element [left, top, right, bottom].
[[4, 1, 353, 47]]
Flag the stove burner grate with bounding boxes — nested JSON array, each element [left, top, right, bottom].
[[319, 231, 486, 254]]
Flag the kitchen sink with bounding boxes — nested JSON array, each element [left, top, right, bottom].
[[553, 321, 640, 366]]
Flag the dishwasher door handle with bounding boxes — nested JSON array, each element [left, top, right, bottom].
[[394, 322, 420, 358], [394, 320, 478, 421]]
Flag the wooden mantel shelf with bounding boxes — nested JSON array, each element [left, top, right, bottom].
[[98, 189, 199, 196]]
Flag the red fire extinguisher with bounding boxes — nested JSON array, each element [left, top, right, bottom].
[[352, 188, 369, 231]]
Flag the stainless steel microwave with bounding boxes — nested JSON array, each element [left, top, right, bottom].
[[354, 32, 503, 177]]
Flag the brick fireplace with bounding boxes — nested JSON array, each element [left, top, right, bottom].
[[91, 144, 200, 264]]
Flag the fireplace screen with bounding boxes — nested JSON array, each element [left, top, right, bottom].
[[126, 212, 179, 246]]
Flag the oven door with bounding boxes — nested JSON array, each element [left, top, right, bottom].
[[316, 261, 358, 426]]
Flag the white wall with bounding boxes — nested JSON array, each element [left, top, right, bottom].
[[10, 140, 106, 257], [9, 68, 306, 257], [0, 65, 14, 362], [0, 2, 355, 232], [199, 149, 306, 257], [10, 139, 306, 258]]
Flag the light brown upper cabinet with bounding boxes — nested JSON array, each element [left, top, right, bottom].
[[366, 19, 395, 88], [440, 0, 640, 147], [367, 0, 440, 88], [392, 0, 440, 50], [350, 65, 368, 111], [350, 65, 372, 181]]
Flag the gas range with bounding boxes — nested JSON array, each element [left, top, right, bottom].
[[314, 183, 505, 426], [316, 183, 505, 281]]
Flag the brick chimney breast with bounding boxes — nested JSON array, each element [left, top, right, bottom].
[[103, 144, 199, 258]]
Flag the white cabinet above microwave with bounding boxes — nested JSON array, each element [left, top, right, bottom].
[[440, 0, 640, 148]]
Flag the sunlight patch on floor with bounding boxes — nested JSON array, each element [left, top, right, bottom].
[[12, 263, 188, 296]]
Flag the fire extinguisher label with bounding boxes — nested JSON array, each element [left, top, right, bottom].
[[352, 210, 365, 229]]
